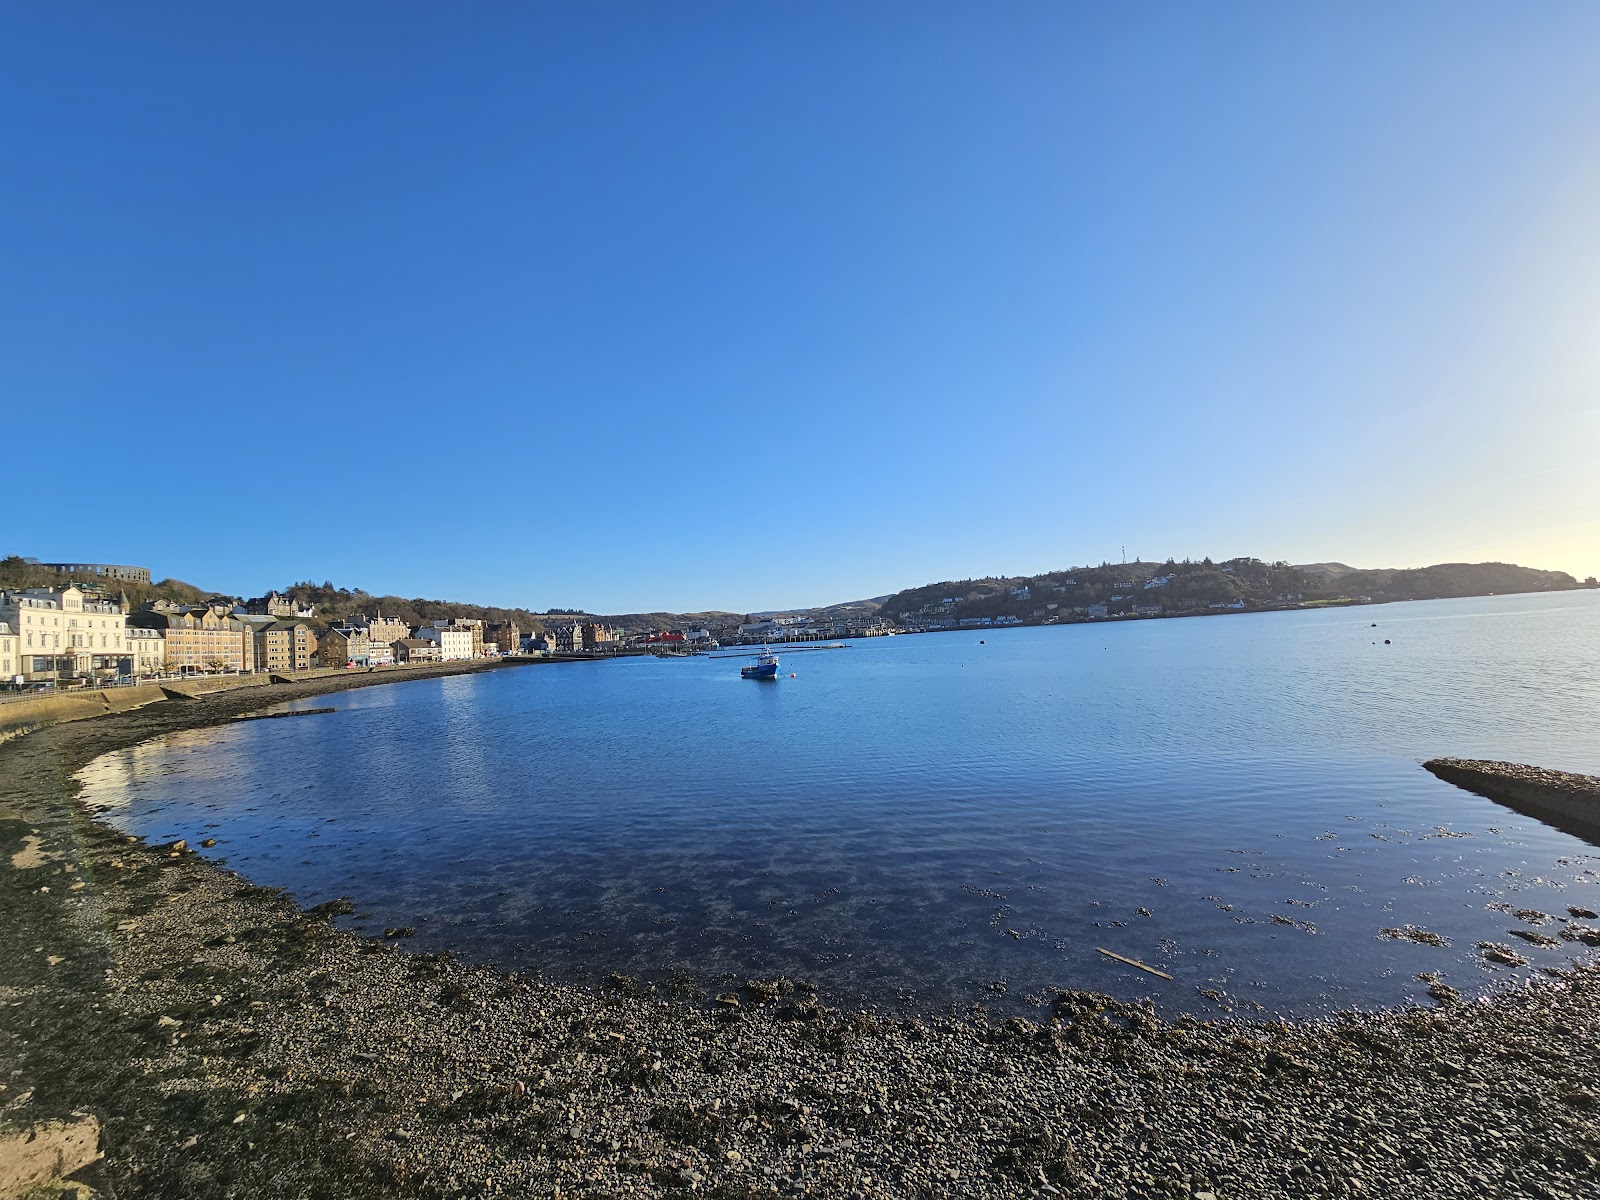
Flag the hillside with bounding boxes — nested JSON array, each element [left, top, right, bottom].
[[8, 554, 1589, 641], [1314, 562, 1584, 601], [1294, 562, 1363, 581], [0, 556, 213, 610], [877, 557, 1588, 628]]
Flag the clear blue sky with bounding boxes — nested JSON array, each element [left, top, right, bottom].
[[6, 2, 1597, 613]]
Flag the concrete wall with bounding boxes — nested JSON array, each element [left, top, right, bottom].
[[0, 685, 166, 740]]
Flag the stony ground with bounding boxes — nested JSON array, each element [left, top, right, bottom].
[[2, 673, 1598, 1199]]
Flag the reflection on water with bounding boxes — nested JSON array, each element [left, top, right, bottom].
[[77, 592, 1600, 1016]]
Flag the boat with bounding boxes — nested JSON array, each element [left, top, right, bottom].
[[740, 646, 780, 679]]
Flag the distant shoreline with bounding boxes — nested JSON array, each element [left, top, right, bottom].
[[880, 583, 1598, 640]]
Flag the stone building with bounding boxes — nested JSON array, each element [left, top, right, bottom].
[[486, 621, 520, 655], [392, 638, 439, 663], [581, 622, 617, 650], [240, 593, 317, 619], [351, 613, 411, 646], [39, 561, 151, 584], [128, 605, 254, 674], [319, 626, 370, 668], [254, 620, 317, 673]]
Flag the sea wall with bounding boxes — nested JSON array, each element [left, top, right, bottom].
[[0, 661, 515, 741], [0, 685, 167, 741], [1425, 757, 1600, 844]]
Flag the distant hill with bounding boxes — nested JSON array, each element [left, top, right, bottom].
[[1308, 561, 1582, 601], [7, 553, 1587, 641], [1294, 562, 1363, 581], [750, 596, 884, 620], [876, 557, 1587, 627], [0, 555, 213, 610], [545, 609, 744, 632]]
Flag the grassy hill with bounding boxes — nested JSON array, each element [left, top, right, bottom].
[[877, 557, 1585, 626]]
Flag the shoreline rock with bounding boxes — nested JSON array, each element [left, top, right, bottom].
[[1425, 758, 1600, 845]]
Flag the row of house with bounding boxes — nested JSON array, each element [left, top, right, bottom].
[[0, 585, 538, 685], [0, 586, 279, 683]]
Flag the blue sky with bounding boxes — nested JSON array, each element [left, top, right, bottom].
[[5, 3, 1597, 613]]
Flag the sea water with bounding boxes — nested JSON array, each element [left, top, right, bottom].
[[77, 591, 1600, 1016]]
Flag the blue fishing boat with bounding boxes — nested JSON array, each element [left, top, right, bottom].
[[740, 647, 780, 679]]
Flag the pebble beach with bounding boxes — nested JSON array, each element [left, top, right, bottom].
[[3, 671, 1598, 1199]]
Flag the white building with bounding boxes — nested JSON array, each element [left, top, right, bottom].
[[0, 585, 129, 682], [414, 626, 473, 660], [0, 622, 18, 683], [124, 626, 166, 677]]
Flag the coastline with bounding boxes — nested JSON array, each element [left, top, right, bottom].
[[2, 671, 1598, 1197]]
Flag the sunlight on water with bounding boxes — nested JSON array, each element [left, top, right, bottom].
[[77, 592, 1600, 1017]]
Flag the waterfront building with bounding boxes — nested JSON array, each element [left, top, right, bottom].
[[432, 618, 485, 657], [553, 622, 583, 653], [350, 613, 412, 646], [319, 626, 370, 667], [240, 592, 317, 619], [0, 622, 17, 682], [581, 621, 616, 650], [38, 561, 151, 584], [415, 626, 473, 660], [255, 620, 317, 673], [123, 626, 166, 677], [0, 585, 130, 681], [392, 638, 440, 663], [486, 621, 520, 656], [128, 604, 254, 674]]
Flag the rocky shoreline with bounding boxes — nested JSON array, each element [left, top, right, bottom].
[[2, 672, 1598, 1198], [1425, 758, 1600, 846]]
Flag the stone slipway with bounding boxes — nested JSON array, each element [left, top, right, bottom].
[[1, 675, 1598, 1198], [1425, 758, 1600, 846]]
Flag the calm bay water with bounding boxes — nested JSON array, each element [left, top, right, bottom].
[[78, 592, 1600, 1016]]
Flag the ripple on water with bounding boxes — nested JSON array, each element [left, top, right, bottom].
[[76, 593, 1600, 1016]]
